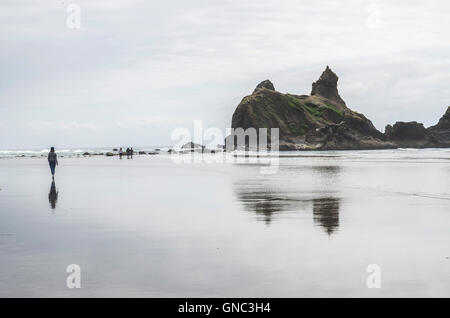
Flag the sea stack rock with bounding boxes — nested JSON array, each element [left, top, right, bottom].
[[181, 142, 203, 149], [384, 121, 439, 148], [386, 122, 428, 140], [428, 106, 450, 147], [227, 66, 450, 150], [253, 80, 275, 93], [311, 66, 346, 105], [227, 66, 393, 150], [431, 106, 450, 131]]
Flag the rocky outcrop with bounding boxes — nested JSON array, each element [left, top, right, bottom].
[[311, 66, 346, 105], [428, 106, 450, 147], [431, 106, 450, 130], [253, 80, 275, 94], [228, 66, 394, 150], [385, 122, 436, 148], [385, 122, 428, 140], [181, 142, 203, 149], [383, 107, 450, 148], [227, 67, 450, 151]]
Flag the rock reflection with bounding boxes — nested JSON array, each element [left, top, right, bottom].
[[234, 186, 341, 235], [48, 180, 58, 209], [313, 198, 340, 235], [313, 165, 341, 175], [234, 164, 342, 233], [236, 188, 307, 225]]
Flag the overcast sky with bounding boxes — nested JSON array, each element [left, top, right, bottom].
[[1, 0, 450, 149]]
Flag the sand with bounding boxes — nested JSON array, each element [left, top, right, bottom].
[[0, 150, 449, 297]]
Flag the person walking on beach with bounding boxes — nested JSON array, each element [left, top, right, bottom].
[[119, 147, 123, 159], [130, 147, 134, 159], [126, 147, 130, 159], [48, 147, 58, 179]]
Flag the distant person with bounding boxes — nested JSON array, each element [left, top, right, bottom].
[[48, 180, 58, 209], [130, 147, 134, 159], [119, 147, 123, 159], [47, 147, 58, 179], [126, 147, 130, 159]]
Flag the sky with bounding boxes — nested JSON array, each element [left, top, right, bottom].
[[1, 0, 450, 149]]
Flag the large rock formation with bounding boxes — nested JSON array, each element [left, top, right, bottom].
[[229, 67, 394, 150], [383, 107, 450, 148], [227, 67, 450, 150]]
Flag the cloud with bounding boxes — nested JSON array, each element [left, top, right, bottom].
[[115, 115, 191, 129], [1, 0, 450, 147], [27, 120, 100, 131]]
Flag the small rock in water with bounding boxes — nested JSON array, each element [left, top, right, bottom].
[[181, 142, 203, 149]]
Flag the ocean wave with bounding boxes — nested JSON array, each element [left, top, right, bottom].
[[0, 147, 169, 158]]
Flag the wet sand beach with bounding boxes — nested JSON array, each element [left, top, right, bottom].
[[0, 149, 449, 297]]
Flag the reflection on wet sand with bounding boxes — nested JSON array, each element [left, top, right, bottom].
[[235, 185, 341, 234], [312, 165, 341, 175], [235, 188, 309, 225], [233, 165, 341, 234], [48, 180, 58, 209], [313, 198, 340, 235]]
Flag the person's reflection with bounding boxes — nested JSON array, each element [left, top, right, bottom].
[[48, 180, 58, 209], [313, 198, 340, 235]]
